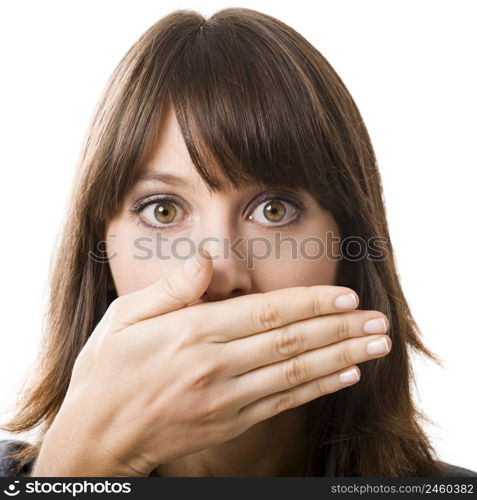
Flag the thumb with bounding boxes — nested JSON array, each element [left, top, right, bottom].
[[106, 248, 213, 331]]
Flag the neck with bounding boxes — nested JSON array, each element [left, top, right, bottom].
[[150, 405, 309, 477]]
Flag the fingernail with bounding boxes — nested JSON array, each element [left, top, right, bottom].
[[184, 255, 202, 277], [334, 293, 358, 309], [339, 367, 360, 384], [363, 318, 388, 334], [366, 337, 390, 355]]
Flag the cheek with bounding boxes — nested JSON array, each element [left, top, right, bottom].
[[249, 218, 341, 290], [105, 221, 176, 296], [105, 208, 341, 295]]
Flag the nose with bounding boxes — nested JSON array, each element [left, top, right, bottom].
[[195, 213, 253, 302]]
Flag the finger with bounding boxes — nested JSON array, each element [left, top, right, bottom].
[[233, 334, 391, 408], [159, 285, 360, 343], [102, 248, 214, 333], [237, 365, 361, 428], [222, 309, 389, 375]]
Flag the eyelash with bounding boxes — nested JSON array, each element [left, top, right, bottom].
[[128, 193, 306, 232]]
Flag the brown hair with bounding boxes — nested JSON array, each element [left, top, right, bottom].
[[1, 7, 447, 476]]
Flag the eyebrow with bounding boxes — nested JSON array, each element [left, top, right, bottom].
[[134, 172, 191, 188], [134, 171, 293, 195]]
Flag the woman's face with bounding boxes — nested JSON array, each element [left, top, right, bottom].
[[105, 104, 341, 300]]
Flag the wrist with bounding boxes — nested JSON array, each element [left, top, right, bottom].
[[30, 438, 144, 477], [30, 405, 146, 477]]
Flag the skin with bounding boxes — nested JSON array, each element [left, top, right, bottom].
[[104, 103, 343, 476], [29, 101, 392, 478]]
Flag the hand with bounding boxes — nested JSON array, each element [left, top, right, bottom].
[[31, 249, 391, 477]]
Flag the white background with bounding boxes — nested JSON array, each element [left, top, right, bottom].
[[0, 0, 476, 472]]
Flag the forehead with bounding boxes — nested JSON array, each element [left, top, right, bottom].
[[143, 103, 193, 173], [136, 98, 311, 199], [137, 102, 260, 194]]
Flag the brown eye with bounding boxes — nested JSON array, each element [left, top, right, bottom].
[[153, 201, 177, 224], [130, 196, 187, 230], [263, 201, 286, 222], [249, 198, 299, 226]]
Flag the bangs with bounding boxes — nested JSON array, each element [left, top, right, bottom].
[[95, 8, 353, 226], [165, 12, 331, 194]]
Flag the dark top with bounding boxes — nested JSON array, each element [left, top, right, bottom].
[[1, 439, 476, 478]]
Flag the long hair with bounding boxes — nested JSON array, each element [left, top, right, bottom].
[[1, 7, 446, 476]]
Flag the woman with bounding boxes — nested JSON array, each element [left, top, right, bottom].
[[0, 7, 475, 477]]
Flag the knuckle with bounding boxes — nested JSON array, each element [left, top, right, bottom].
[[200, 391, 229, 421], [339, 342, 356, 367], [283, 357, 308, 386], [337, 315, 351, 341], [173, 329, 195, 351], [177, 314, 204, 346], [196, 389, 233, 425], [188, 363, 220, 393], [212, 354, 227, 376], [256, 297, 280, 331], [274, 391, 297, 414], [313, 376, 328, 397], [275, 327, 303, 357], [311, 292, 322, 317]]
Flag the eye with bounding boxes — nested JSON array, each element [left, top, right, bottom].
[[145, 200, 177, 225], [129, 192, 306, 231], [248, 198, 300, 227], [129, 195, 185, 229]]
